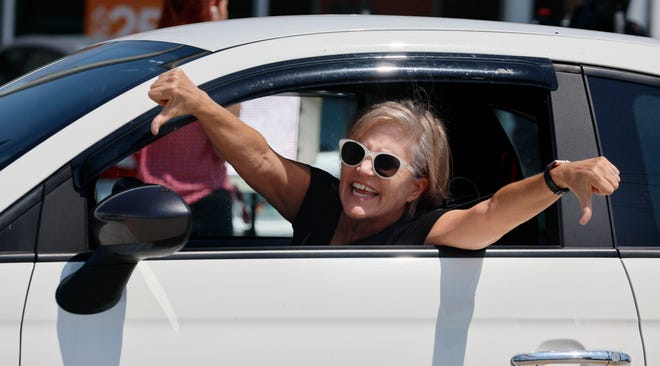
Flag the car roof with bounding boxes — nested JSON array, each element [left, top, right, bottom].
[[113, 15, 660, 75], [117, 14, 660, 51]]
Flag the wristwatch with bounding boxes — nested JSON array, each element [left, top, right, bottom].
[[544, 160, 570, 196]]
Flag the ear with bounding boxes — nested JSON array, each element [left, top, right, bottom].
[[406, 177, 428, 203]]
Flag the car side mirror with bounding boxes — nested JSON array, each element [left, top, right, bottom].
[[56, 184, 191, 314]]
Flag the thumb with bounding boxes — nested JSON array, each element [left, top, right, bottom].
[[578, 194, 593, 225], [151, 107, 175, 135]]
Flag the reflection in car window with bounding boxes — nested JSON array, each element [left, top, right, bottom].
[[493, 108, 540, 179], [590, 76, 660, 246], [0, 40, 207, 172]]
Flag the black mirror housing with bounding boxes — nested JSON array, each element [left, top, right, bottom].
[[94, 184, 191, 259], [56, 185, 191, 314]]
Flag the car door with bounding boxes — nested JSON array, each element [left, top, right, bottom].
[[588, 67, 660, 366], [19, 44, 643, 366]]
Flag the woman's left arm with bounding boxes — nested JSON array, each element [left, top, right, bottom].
[[425, 157, 620, 250]]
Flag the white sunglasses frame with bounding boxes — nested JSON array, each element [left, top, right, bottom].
[[338, 139, 416, 179]]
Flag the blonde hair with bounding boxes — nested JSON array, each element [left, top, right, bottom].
[[348, 100, 450, 216]]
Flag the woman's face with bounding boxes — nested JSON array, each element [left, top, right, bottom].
[[339, 122, 427, 224]]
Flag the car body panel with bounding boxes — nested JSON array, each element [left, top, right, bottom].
[[622, 257, 660, 366], [0, 263, 33, 366], [118, 15, 660, 76], [22, 251, 642, 365]]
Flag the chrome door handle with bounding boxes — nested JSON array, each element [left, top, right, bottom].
[[511, 350, 630, 365]]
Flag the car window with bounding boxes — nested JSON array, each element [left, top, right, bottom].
[[96, 92, 356, 241], [87, 53, 560, 249], [95, 82, 555, 248], [589, 76, 660, 246], [229, 94, 355, 238]]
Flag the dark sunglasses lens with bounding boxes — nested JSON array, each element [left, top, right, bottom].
[[374, 154, 401, 177], [341, 141, 365, 165]]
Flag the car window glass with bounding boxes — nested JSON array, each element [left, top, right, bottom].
[[493, 108, 541, 178], [589, 76, 660, 246]]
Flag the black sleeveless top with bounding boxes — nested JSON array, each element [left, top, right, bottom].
[[292, 166, 446, 245]]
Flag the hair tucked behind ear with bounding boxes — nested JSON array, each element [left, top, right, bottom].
[[348, 100, 451, 216]]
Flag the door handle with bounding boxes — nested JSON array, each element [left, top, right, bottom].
[[511, 350, 630, 365]]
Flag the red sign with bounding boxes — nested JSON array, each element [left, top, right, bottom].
[[85, 0, 163, 38]]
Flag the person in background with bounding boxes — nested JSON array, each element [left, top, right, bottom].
[[136, 0, 240, 238], [569, 0, 648, 36], [157, 0, 228, 27]]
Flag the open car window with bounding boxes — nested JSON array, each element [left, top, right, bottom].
[[90, 53, 559, 249], [95, 84, 554, 248], [229, 94, 355, 238]]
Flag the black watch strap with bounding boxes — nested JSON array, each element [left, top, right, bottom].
[[544, 160, 570, 196]]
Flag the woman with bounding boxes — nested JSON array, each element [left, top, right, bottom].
[[136, 0, 237, 237], [148, 69, 620, 249]]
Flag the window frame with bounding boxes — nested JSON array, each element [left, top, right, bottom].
[[31, 52, 584, 255], [550, 65, 615, 248]]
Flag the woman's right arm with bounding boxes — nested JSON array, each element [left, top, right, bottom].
[[148, 68, 310, 222]]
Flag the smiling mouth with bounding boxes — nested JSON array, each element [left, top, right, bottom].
[[351, 182, 378, 198]]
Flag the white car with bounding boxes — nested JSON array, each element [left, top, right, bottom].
[[0, 14, 658, 366]]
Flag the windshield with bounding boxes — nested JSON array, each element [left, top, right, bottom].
[[0, 40, 208, 171]]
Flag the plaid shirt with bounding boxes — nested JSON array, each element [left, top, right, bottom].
[[136, 123, 233, 204]]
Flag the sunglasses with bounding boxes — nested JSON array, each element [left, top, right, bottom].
[[339, 139, 416, 179]]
